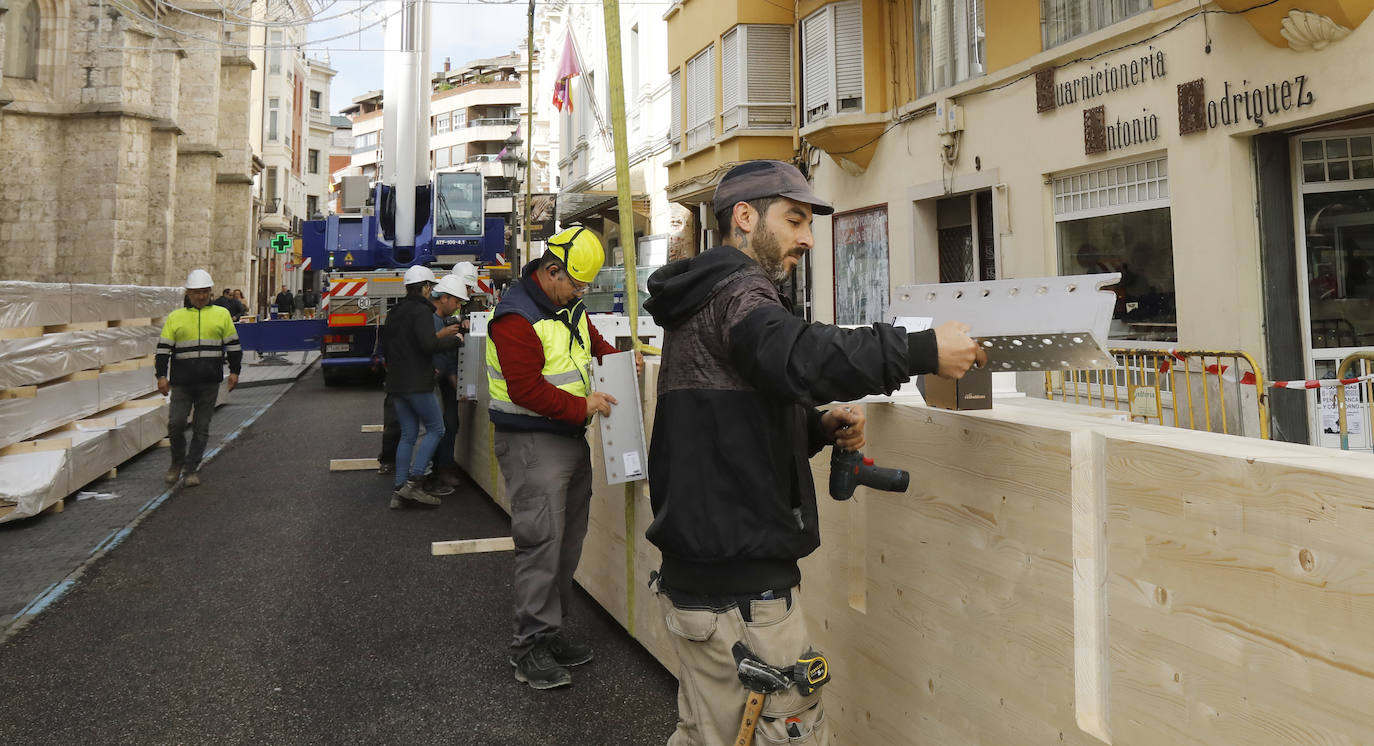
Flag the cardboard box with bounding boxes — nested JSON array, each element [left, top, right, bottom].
[[920, 367, 992, 411]]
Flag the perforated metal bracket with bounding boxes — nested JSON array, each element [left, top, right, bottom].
[[890, 274, 1121, 372], [592, 351, 648, 485]]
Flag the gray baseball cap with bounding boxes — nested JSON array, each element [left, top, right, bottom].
[[713, 160, 834, 218]]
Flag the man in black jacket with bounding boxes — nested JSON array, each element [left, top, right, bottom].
[[382, 265, 462, 508], [643, 160, 982, 745], [274, 285, 295, 319]]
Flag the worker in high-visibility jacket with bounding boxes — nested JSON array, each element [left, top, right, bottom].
[[155, 269, 242, 488], [487, 226, 642, 691]]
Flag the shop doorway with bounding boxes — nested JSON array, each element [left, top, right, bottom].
[[936, 190, 996, 282], [1293, 126, 1374, 450]]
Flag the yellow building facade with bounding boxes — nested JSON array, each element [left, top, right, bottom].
[[664, 0, 1374, 448]]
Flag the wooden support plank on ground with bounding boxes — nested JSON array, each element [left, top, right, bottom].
[[431, 536, 516, 555], [360, 424, 383, 433], [329, 458, 380, 471], [0, 437, 73, 457]]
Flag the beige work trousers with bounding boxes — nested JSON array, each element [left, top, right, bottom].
[[658, 586, 831, 745]]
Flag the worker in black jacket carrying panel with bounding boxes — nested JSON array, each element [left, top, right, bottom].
[[382, 265, 462, 509], [643, 160, 983, 745]]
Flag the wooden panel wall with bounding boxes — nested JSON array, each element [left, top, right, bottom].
[[452, 358, 1374, 744]]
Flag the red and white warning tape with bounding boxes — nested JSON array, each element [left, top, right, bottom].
[[1155, 350, 1373, 390]]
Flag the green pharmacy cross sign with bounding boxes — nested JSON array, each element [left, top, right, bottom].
[[272, 233, 292, 254]]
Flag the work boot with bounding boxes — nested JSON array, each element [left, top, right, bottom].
[[395, 478, 440, 506], [164, 464, 183, 485], [184, 472, 201, 488], [547, 634, 593, 667], [423, 477, 455, 497], [512, 644, 572, 690], [377, 462, 395, 476], [438, 468, 461, 487]]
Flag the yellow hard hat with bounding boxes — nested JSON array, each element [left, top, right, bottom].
[[545, 226, 604, 284]]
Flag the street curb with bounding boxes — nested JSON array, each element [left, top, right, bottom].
[[1, 381, 297, 644]]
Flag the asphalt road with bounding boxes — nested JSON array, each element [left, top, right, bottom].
[[0, 370, 679, 745]]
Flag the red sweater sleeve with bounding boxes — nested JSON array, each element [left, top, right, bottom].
[[489, 314, 586, 424], [587, 319, 619, 359]]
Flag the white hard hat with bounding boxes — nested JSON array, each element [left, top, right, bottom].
[[403, 265, 437, 285], [185, 269, 214, 289], [453, 261, 481, 288], [432, 274, 471, 301]]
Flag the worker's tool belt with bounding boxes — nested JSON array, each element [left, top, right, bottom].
[[653, 572, 793, 623]]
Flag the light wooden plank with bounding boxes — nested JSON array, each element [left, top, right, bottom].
[[0, 437, 73, 456], [1071, 430, 1111, 744], [360, 424, 384, 433], [110, 317, 152, 327], [0, 385, 38, 400], [431, 536, 516, 555], [0, 326, 43, 340], [329, 458, 380, 471], [42, 321, 107, 333], [100, 360, 141, 373], [45, 369, 99, 385]]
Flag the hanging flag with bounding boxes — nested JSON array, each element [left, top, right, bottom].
[[552, 30, 581, 112]]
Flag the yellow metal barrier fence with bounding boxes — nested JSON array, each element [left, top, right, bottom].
[[1336, 351, 1374, 451], [1046, 348, 1271, 439]]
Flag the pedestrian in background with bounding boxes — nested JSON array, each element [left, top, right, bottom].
[[643, 160, 983, 744], [302, 286, 319, 319], [212, 287, 244, 321], [156, 269, 243, 488], [274, 285, 295, 319], [486, 226, 642, 690], [383, 265, 462, 509]]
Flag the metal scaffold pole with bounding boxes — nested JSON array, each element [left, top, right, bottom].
[[601, 0, 642, 635], [524, 0, 535, 267]]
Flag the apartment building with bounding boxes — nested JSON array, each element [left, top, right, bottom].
[[536, 0, 677, 311], [665, 0, 1374, 447], [246, 7, 335, 309]]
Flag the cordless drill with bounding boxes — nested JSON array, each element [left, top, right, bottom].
[[829, 448, 910, 500]]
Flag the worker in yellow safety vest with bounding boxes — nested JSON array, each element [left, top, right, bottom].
[[486, 225, 642, 690]]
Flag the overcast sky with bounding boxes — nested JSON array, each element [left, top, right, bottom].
[[307, 1, 528, 113]]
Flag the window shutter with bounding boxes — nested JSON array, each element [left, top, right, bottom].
[[744, 25, 793, 128], [686, 45, 714, 148], [833, 1, 863, 112], [801, 8, 833, 124], [722, 28, 740, 131], [670, 69, 682, 146]]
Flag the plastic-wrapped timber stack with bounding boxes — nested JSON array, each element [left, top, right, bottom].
[[0, 281, 185, 522]]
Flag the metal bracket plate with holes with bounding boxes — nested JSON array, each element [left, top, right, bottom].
[[592, 351, 648, 485], [456, 312, 491, 399], [889, 274, 1121, 372]]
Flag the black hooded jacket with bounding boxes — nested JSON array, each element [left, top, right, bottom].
[[381, 293, 460, 394], [643, 246, 939, 596]]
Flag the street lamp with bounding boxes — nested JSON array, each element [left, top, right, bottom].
[[498, 130, 526, 267]]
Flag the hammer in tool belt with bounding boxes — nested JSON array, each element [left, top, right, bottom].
[[731, 642, 831, 745]]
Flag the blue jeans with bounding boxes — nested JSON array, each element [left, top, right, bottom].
[[392, 390, 445, 487]]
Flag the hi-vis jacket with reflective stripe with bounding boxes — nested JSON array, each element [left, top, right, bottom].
[[155, 304, 243, 385], [486, 272, 596, 438]]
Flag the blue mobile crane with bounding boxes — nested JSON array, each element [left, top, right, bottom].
[[298, 0, 508, 385]]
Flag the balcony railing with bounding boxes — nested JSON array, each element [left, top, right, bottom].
[[722, 103, 794, 132], [467, 117, 519, 128], [686, 121, 714, 151]]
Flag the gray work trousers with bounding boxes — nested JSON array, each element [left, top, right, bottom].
[[494, 429, 593, 654], [168, 382, 219, 471]]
